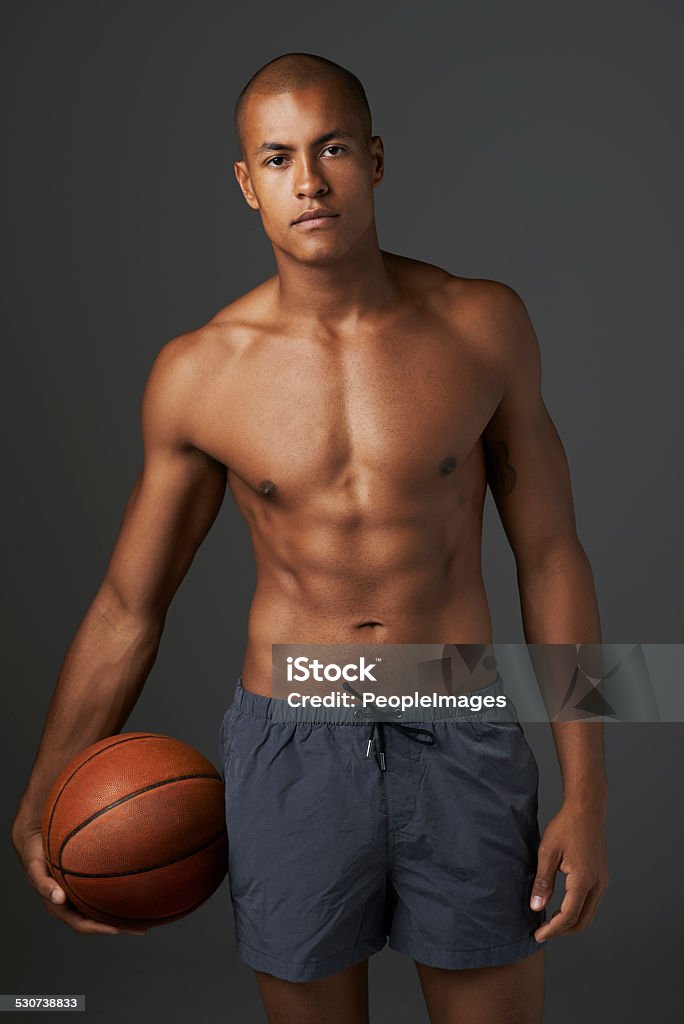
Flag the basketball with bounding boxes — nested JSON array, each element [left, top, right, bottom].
[[41, 733, 228, 929]]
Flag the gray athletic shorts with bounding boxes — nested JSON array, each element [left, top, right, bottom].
[[218, 672, 546, 983]]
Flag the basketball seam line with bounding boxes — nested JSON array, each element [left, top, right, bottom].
[[57, 866, 226, 924], [57, 774, 224, 865], [49, 828, 227, 878]]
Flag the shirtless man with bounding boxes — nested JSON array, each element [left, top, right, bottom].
[[12, 52, 609, 1024]]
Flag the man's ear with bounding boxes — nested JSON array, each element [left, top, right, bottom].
[[370, 135, 385, 187], [234, 160, 259, 210]]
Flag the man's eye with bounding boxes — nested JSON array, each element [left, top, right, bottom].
[[265, 146, 345, 168]]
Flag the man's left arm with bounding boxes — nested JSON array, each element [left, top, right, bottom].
[[478, 281, 610, 944]]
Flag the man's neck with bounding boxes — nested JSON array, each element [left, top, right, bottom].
[[272, 230, 399, 331]]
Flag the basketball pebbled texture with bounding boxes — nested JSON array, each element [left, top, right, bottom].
[[41, 733, 228, 929]]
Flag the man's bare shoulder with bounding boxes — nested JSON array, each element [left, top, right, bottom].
[[152, 279, 278, 381], [140, 330, 213, 453], [430, 273, 538, 371], [382, 254, 526, 327], [140, 283, 276, 455], [146, 325, 223, 399], [427, 272, 524, 323], [204, 277, 279, 337], [381, 250, 453, 294]]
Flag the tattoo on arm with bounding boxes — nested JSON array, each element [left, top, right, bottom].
[[483, 438, 517, 497]]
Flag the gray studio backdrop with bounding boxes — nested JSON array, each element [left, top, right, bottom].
[[2, 1, 682, 1021]]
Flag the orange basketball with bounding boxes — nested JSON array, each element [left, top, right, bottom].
[[41, 733, 227, 929]]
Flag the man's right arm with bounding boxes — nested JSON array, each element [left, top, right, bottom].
[[11, 332, 228, 934]]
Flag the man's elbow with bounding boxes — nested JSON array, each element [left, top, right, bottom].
[[516, 537, 594, 580], [91, 583, 166, 641]]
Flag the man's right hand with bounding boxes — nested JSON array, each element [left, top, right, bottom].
[[11, 825, 147, 936]]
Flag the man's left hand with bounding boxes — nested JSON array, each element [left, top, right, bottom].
[[530, 801, 609, 942]]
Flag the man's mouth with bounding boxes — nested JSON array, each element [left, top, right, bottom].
[[292, 208, 340, 226]]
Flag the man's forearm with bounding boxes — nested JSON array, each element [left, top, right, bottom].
[[12, 595, 164, 833], [518, 543, 608, 811]]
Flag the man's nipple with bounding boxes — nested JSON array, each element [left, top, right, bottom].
[[439, 456, 458, 475], [258, 479, 278, 498]]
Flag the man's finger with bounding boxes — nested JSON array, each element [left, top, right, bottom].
[[25, 851, 67, 905], [44, 898, 120, 935], [43, 896, 147, 936], [564, 881, 607, 934], [535, 879, 591, 941], [529, 844, 560, 913]]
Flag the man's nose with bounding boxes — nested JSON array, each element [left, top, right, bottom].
[[294, 158, 328, 198]]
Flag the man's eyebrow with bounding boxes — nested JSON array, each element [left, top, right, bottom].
[[253, 129, 355, 157]]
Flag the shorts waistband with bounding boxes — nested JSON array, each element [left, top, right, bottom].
[[229, 672, 518, 725]]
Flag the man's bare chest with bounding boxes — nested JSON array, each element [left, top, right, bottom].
[[191, 324, 503, 504]]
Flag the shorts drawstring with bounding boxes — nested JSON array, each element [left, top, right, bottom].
[[363, 716, 437, 770], [343, 680, 437, 771]]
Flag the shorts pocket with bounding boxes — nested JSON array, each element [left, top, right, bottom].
[[511, 721, 539, 773], [218, 704, 240, 772], [466, 718, 539, 781]]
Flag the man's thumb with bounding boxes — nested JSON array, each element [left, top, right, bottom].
[[530, 848, 558, 909]]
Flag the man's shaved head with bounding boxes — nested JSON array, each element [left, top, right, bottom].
[[234, 52, 372, 160]]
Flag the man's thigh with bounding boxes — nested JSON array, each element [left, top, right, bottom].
[[254, 960, 370, 1024], [415, 949, 545, 1024]]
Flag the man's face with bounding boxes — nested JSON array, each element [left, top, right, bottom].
[[234, 83, 384, 265]]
